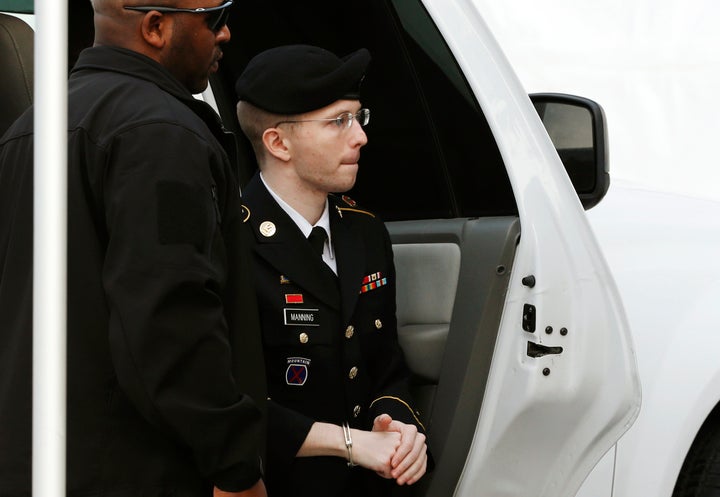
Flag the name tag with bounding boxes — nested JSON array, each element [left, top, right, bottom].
[[284, 308, 320, 326]]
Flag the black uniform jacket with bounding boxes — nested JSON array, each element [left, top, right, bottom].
[[0, 47, 266, 496], [241, 173, 428, 497]]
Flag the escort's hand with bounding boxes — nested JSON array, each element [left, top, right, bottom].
[[351, 427, 402, 478], [213, 479, 267, 497], [373, 414, 428, 485]]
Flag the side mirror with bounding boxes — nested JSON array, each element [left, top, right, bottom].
[[530, 93, 609, 210]]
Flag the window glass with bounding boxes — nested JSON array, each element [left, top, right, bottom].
[[220, 0, 516, 221], [533, 100, 598, 194], [0, 0, 33, 14]]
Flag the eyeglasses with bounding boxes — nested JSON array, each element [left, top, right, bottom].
[[275, 108, 370, 130], [124, 0, 233, 32]]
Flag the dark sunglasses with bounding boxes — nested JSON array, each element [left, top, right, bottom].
[[124, 0, 233, 32]]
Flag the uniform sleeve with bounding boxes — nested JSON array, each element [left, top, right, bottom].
[[102, 122, 263, 490], [266, 400, 315, 472], [364, 221, 435, 472], [365, 221, 428, 434]]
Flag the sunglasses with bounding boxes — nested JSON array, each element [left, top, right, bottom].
[[124, 0, 233, 32]]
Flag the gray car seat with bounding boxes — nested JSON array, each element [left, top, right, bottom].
[[0, 13, 33, 138]]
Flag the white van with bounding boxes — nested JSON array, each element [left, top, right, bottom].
[[3, 1, 719, 496]]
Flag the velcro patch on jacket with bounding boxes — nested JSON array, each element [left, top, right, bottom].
[[157, 181, 207, 249]]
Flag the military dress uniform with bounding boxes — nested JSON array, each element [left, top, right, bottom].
[[241, 172, 427, 497]]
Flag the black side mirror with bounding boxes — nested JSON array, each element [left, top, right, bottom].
[[530, 93, 609, 210]]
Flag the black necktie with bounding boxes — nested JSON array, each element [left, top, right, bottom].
[[307, 226, 327, 257]]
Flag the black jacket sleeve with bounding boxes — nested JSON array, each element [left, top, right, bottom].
[[103, 122, 264, 490]]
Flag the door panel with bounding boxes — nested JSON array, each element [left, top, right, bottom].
[[389, 217, 520, 495]]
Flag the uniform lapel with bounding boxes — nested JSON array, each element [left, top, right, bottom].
[[243, 175, 340, 309], [331, 204, 365, 325]]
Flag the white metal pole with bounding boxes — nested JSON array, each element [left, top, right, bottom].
[[32, 0, 68, 495]]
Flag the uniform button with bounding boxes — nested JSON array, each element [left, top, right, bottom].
[[299, 332, 309, 344], [348, 366, 358, 379], [345, 325, 355, 339], [353, 405, 361, 418], [375, 319, 383, 330]]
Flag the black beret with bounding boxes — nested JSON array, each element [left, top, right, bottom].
[[235, 44, 371, 115]]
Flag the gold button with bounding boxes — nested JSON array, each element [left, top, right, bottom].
[[299, 332, 309, 344], [348, 366, 358, 379], [353, 405, 361, 417], [375, 319, 382, 330], [259, 221, 276, 237], [345, 325, 355, 339]]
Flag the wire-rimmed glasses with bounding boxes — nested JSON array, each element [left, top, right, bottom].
[[275, 108, 370, 130]]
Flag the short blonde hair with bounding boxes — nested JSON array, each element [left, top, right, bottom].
[[236, 101, 294, 164]]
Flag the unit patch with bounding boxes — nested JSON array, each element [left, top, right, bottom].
[[284, 308, 320, 326], [286, 357, 311, 386]]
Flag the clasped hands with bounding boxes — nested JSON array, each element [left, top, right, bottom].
[[351, 413, 428, 486], [214, 414, 428, 496]]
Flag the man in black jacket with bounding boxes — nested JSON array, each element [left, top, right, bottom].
[[235, 44, 430, 497], [0, 1, 267, 496]]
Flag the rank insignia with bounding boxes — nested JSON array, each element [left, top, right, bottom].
[[280, 275, 291, 284], [286, 357, 310, 386], [285, 293, 304, 304], [342, 195, 357, 207]]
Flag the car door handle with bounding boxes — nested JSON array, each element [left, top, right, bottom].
[[527, 341, 563, 358]]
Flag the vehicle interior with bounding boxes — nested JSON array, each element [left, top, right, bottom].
[[2, 1, 605, 494], [0, 12, 33, 139]]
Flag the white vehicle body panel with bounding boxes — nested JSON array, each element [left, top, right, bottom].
[[421, 1, 640, 496], [583, 183, 720, 497], [575, 448, 615, 497]]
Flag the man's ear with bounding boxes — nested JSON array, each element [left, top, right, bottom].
[[262, 128, 291, 162], [140, 11, 168, 49]]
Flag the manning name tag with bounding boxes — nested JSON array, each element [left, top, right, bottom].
[[283, 308, 320, 326]]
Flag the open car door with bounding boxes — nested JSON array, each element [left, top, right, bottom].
[[220, 1, 641, 496]]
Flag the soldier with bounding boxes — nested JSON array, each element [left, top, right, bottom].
[[234, 44, 430, 497]]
